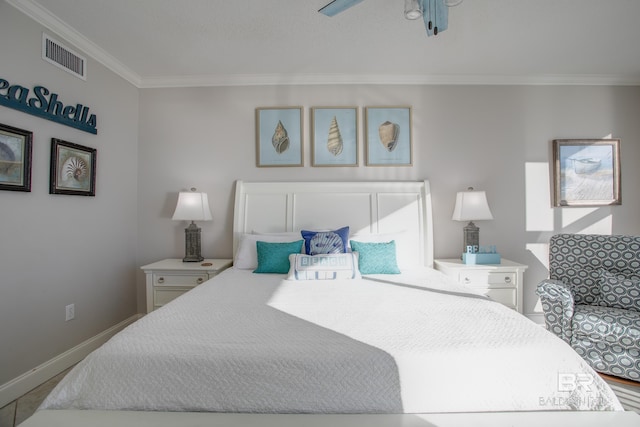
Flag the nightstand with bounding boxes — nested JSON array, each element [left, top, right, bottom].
[[141, 258, 232, 313], [434, 258, 528, 313]]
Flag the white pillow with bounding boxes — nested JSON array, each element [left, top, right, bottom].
[[287, 253, 361, 281], [234, 233, 303, 269], [349, 230, 419, 269]]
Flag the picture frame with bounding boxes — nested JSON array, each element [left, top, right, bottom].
[[0, 123, 32, 192], [50, 138, 97, 196], [364, 106, 412, 166], [255, 107, 303, 167], [311, 107, 358, 167], [552, 139, 621, 207]]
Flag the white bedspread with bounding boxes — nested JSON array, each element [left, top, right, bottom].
[[40, 268, 622, 413]]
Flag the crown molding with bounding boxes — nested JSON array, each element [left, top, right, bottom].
[[8, 0, 640, 89], [6, 0, 142, 87], [138, 73, 640, 88]]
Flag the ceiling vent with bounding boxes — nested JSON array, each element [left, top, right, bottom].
[[42, 33, 87, 80]]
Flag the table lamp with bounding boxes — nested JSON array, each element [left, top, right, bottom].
[[172, 188, 212, 262], [451, 187, 493, 254]]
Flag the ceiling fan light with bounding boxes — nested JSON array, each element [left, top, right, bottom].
[[404, 0, 423, 20]]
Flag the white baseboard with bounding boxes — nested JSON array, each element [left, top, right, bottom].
[[0, 314, 142, 408], [525, 312, 545, 324]]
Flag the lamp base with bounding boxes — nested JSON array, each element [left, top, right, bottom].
[[462, 221, 480, 253], [183, 221, 204, 262]]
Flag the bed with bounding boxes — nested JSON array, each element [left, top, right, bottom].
[[25, 180, 640, 426]]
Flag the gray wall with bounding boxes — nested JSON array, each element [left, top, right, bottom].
[[0, 4, 139, 384], [3, 0, 640, 388], [138, 85, 640, 318]]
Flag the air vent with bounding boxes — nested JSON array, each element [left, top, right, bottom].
[[42, 33, 87, 80]]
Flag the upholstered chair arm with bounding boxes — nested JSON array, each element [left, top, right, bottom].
[[536, 279, 575, 343]]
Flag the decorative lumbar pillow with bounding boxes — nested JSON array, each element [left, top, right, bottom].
[[287, 253, 361, 281], [597, 269, 640, 312], [301, 226, 349, 255], [253, 240, 304, 274], [349, 240, 401, 274], [235, 233, 303, 269]]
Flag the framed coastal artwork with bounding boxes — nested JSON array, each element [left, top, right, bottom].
[[552, 139, 621, 207], [0, 123, 32, 192], [255, 107, 303, 167], [50, 138, 97, 196], [311, 107, 358, 167], [364, 106, 412, 166]]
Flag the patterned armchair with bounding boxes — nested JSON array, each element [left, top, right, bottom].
[[536, 234, 640, 382]]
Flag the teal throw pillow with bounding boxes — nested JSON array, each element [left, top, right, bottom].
[[253, 240, 303, 274], [349, 240, 400, 274]]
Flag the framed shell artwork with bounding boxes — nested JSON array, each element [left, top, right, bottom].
[[255, 107, 303, 167], [50, 138, 97, 196], [364, 106, 412, 166], [0, 122, 32, 192], [311, 107, 358, 167]]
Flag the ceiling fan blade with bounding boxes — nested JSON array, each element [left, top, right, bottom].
[[421, 0, 448, 36], [318, 0, 365, 17]]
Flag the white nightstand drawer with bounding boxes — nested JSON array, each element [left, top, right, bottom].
[[483, 288, 517, 309], [434, 258, 527, 313], [154, 287, 191, 306], [142, 258, 233, 313], [153, 273, 207, 286], [459, 271, 517, 288]]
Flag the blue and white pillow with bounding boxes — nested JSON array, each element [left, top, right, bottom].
[[301, 226, 349, 255], [287, 253, 360, 280]]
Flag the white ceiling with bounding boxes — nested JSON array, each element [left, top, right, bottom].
[[8, 0, 640, 87]]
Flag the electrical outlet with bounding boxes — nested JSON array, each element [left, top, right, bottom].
[[65, 304, 75, 321]]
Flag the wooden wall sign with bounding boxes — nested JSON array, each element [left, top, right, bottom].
[[0, 78, 97, 135]]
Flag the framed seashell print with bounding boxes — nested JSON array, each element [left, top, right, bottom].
[[0, 123, 32, 192], [255, 107, 303, 167], [364, 106, 412, 166], [311, 107, 358, 167], [50, 138, 96, 196]]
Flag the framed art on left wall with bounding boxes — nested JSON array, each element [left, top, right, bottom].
[[50, 138, 97, 196], [0, 123, 32, 192]]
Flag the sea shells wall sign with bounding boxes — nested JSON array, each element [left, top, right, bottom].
[[255, 107, 303, 167], [364, 107, 412, 166], [552, 139, 621, 207], [311, 107, 358, 167], [50, 138, 96, 196]]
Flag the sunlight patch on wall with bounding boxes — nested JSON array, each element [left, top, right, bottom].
[[525, 163, 553, 231], [568, 214, 613, 234]]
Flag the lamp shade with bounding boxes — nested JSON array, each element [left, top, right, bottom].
[[172, 191, 213, 221], [451, 189, 493, 221]]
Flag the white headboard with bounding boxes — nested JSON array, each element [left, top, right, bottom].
[[233, 180, 434, 268]]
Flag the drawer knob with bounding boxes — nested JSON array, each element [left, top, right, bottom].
[[157, 277, 164, 284], [463, 277, 471, 284], [197, 277, 204, 284], [504, 276, 512, 284]]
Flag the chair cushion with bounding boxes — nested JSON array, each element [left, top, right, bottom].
[[571, 305, 640, 380], [549, 234, 640, 305], [598, 270, 640, 312]]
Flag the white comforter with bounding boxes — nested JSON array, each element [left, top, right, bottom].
[[40, 268, 622, 413]]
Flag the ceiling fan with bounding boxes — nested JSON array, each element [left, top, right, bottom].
[[319, 0, 463, 36]]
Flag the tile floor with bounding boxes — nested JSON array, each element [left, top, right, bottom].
[[0, 367, 72, 427]]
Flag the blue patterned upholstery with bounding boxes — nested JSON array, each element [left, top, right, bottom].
[[536, 234, 640, 382]]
